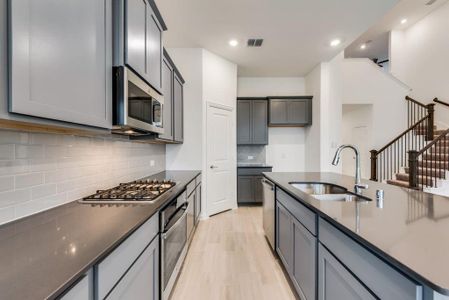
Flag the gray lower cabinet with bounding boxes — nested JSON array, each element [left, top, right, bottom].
[[106, 237, 159, 300], [292, 218, 317, 300], [173, 73, 184, 143], [125, 0, 163, 92], [276, 202, 294, 274], [60, 271, 93, 300], [237, 176, 254, 203], [237, 167, 272, 204], [276, 201, 317, 299], [318, 244, 375, 300], [268, 97, 312, 126], [195, 183, 202, 225], [237, 99, 268, 145], [8, 0, 112, 128]]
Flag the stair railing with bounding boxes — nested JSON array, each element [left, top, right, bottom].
[[408, 127, 449, 189], [370, 96, 435, 182]]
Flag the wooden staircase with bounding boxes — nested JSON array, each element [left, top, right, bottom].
[[371, 96, 449, 190]]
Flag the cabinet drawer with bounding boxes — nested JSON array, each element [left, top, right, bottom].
[[187, 179, 196, 196], [319, 218, 422, 300], [237, 167, 272, 176], [276, 188, 317, 235], [96, 214, 159, 299]]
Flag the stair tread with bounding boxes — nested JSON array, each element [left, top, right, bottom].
[[387, 179, 410, 188]]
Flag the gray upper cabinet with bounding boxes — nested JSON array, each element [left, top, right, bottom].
[[318, 244, 376, 300], [237, 99, 268, 145], [124, 0, 165, 93], [8, 0, 112, 129], [237, 100, 252, 144], [126, 0, 147, 78], [268, 97, 312, 126], [252, 100, 269, 144], [159, 56, 173, 140], [146, 12, 162, 91], [173, 73, 184, 143]]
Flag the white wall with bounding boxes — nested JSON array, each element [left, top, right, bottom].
[[202, 50, 238, 212], [342, 58, 410, 149], [165, 49, 203, 170], [166, 49, 237, 217], [305, 65, 322, 172], [390, 1, 449, 125], [237, 77, 307, 172], [342, 104, 373, 179]]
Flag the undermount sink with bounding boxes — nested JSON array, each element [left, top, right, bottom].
[[289, 183, 370, 202]]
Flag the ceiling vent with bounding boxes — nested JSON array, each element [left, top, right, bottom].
[[247, 39, 264, 47], [425, 0, 437, 5]]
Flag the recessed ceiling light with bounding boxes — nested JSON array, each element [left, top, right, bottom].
[[330, 39, 341, 47], [229, 39, 239, 47], [401, 18, 408, 24], [360, 44, 367, 50]]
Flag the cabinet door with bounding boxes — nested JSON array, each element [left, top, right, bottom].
[[9, 0, 112, 128], [276, 203, 294, 274], [252, 100, 268, 144], [237, 176, 254, 203], [195, 185, 202, 224], [253, 176, 264, 203], [160, 57, 173, 140], [126, 0, 148, 78], [61, 271, 93, 300], [318, 244, 376, 300], [106, 237, 159, 300], [237, 100, 252, 145], [292, 219, 317, 300], [269, 100, 288, 125], [173, 74, 184, 143], [288, 100, 309, 124], [147, 9, 163, 91]]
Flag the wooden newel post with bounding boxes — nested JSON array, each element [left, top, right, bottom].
[[426, 103, 435, 141], [408, 150, 419, 189], [370, 150, 378, 181]]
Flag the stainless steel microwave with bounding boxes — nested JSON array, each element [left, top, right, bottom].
[[113, 66, 164, 135]]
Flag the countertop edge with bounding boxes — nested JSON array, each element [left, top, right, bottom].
[[47, 170, 201, 299], [263, 172, 449, 297]]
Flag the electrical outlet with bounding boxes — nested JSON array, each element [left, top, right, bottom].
[[248, 156, 254, 160], [150, 160, 155, 167]]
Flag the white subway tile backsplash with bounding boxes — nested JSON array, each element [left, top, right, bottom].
[[15, 145, 44, 159], [0, 176, 14, 192], [32, 183, 57, 199], [0, 144, 15, 160], [0, 130, 166, 225], [15, 173, 44, 189], [0, 189, 31, 207]]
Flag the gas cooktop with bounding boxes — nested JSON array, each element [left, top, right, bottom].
[[80, 179, 176, 204]]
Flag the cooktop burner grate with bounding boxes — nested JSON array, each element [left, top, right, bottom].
[[81, 179, 176, 203]]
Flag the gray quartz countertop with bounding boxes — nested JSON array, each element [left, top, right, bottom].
[[263, 172, 449, 295], [0, 170, 200, 300]]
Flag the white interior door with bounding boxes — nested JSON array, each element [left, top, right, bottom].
[[206, 104, 236, 216]]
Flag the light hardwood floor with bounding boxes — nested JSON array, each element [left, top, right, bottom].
[[170, 206, 297, 300]]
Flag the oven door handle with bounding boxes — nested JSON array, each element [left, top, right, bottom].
[[162, 203, 189, 239]]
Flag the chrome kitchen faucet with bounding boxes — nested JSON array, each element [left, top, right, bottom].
[[332, 144, 369, 194]]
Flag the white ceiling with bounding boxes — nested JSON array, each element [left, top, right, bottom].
[[345, 0, 449, 60], [155, 0, 400, 77]]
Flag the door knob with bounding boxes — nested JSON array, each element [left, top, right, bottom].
[[210, 165, 218, 169]]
